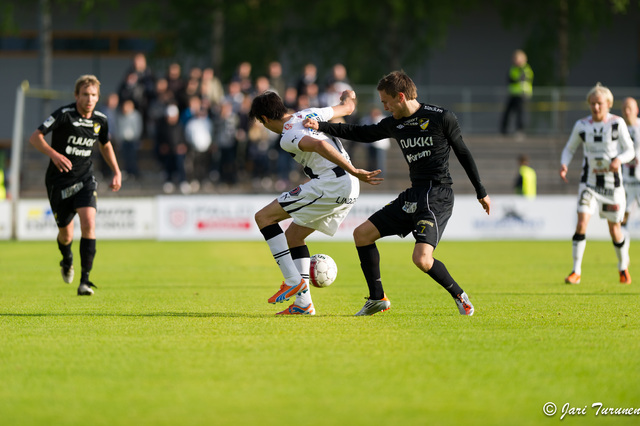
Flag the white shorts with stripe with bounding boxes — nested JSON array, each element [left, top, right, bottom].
[[576, 183, 626, 223], [278, 170, 359, 236]]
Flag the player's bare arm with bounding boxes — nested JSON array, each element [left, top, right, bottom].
[[559, 164, 569, 183], [330, 90, 357, 119], [298, 136, 383, 185], [29, 129, 73, 173], [98, 141, 122, 191]]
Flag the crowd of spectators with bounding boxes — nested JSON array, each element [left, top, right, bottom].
[[98, 54, 384, 194]]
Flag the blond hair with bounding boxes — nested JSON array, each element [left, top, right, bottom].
[[586, 82, 613, 107]]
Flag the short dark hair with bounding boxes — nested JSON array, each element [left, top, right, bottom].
[[249, 91, 288, 123], [377, 71, 417, 100]]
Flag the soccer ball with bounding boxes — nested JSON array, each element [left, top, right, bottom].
[[309, 254, 338, 288]]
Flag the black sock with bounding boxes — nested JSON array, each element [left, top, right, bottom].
[[356, 244, 384, 300], [427, 258, 463, 298], [80, 238, 96, 283], [57, 239, 73, 266]]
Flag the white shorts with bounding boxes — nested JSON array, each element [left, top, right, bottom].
[[624, 181, 640, 214], [577, 183, 625, 223], [278, 173, 360, 236]]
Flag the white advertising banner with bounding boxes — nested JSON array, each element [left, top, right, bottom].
[[0, 201, 11, 240], [16, 198, 156, 240], [156, 194, 619, 241]]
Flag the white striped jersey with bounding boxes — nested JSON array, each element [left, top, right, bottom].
[[279, 107, 352, 179], [561, 113, 634, 190]]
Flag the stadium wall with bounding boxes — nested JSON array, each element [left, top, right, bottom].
[[3, 194, 637, 241]]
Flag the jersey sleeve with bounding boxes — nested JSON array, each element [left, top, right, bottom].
[[560, 120, 583, 166], [37, 107, 63, 135], [443, 111, 487, 199], [307, 107, 334, 123], [99, 116, 110, 145], [317, 118, 392, 143]]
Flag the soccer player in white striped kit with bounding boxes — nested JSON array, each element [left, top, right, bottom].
[[621, 97, 640, 239], [250, 90, 383, 315], [560, 83, 635, 285]]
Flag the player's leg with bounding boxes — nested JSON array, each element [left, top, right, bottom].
[[609, 220, 631, 284], [277, 223, 316, 315], [49, 187, 75, 284], [255, 200, 307, 304], [565, 212, 590, 284], [76, 206, 98, 295], [353, 220, 390, 316], [57, 222, 75, 283], [412, 243, 473, 316]]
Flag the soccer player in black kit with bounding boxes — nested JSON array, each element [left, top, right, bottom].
[[29, 75, 122, 296], [305, 71, 491, 316]]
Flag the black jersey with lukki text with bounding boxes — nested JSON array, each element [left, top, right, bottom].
[[38, 102, 109, 186], [317, 103, 487, 198]]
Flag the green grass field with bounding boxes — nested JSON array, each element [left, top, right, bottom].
[[1, 239, 639, 426]]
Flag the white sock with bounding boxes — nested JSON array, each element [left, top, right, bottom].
[[264, 230, 302, 287], [293, 256, 312, 307], [572, 238, 586, 275], [614, 238, 630, 271]]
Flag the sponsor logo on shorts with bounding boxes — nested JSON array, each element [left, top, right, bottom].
[[417, 219, 434, 228], [289, 186, 302, 196], [402, 202, 417, 214]]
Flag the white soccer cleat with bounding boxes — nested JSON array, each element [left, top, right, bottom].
[[60, 261, 74, 284], [354, 295, 391, 316], [77, 282, 96, 296], [455, 292, 474, 316]]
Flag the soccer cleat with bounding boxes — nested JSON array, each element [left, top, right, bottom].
[[565, 272, 581, 285], [60, 261, 74, 284], [455, 292, 474, 316], [268, 279, 308, 304], [276, 302, 316, 315], [354, 294, 391, 316], [620, 269, 632, 284], [77, 281, 97, 296]]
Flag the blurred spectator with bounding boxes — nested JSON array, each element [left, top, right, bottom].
[[117, 72, 146, 112], [254, 76, 272, 96], [201, 67, 225, 109], [268, 61, 286, 96], [247, 119, 276, 189], [500, 49, 534, 139], [156, 104, 188, 193], [232, 61, 253, 95], [115, 99, 144, 181], [296, 63, 317, 98], [181, 95, 204, 126], [125, 52, 155, 136], [326, 63, 350, 87], [147, 78, 174, 146], [514, 154, 537, 198], [283, 87, 298, 110], [360, 107, 391, 175], [224, 81, 245, 113], [166, 62, 188, 112], [184, 106, 214, 192], [304, 83, 322, 108], [214, 102, 240, 185]]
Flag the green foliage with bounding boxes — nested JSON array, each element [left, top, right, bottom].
[[1, 240, 639, 425]]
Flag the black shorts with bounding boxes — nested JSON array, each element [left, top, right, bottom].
[[46, 176, 98, 227], [369, 185, 454, 247]]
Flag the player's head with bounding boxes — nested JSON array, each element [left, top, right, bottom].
[[74, 74, 101, 96], [377, 71, 417, 100], [586, 82, 613, 108], [249, 91, 287, 124], [586, 83, 613, 122], [622, 97, 639, 124]]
